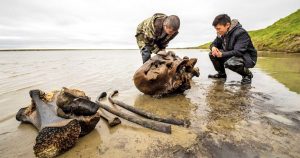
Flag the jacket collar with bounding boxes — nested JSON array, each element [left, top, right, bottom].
[[226, 19, 241, 36]]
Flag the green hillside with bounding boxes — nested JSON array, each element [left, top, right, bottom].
[[198, 9, 300, 53]]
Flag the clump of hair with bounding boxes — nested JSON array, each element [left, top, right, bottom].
[[212, 14, 231, 27], [164, 15, 180, 31]]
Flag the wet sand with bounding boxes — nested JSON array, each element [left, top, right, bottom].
[[0, 49, 300, 158]]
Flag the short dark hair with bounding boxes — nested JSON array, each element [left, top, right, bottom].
[[164, 15, 180, 31], [212, 14, 231, 27]]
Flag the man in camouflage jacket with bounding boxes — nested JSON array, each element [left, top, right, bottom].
[[136, 13, 180, 63]]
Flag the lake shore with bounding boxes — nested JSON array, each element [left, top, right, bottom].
[[0, 49, 299, 158]]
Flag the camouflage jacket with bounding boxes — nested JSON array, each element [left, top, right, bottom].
[[135, 13, 178, 54]]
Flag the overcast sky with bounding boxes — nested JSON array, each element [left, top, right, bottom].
[[0, 0, 299, 49]]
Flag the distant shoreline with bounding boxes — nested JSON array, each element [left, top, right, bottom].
[[0, 48, 203, 51], [1, 48, 299, 54], [0, 48, 139, 51]]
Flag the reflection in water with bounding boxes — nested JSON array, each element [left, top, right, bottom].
[[60, 129, 102, 157], [205, 80, 251, 132], [133, 94, 195, 120], [257, 53, 300, 94]]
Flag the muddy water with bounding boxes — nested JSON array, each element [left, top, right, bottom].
[[0, 49, 300, 158]]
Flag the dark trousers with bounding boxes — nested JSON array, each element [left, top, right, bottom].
[[209, 53, 252, 76]]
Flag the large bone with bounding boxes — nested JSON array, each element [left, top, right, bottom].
[[96, 92, 121, 127], [133, 51, 199, 96], [54, 87, 101, 136], [56, 87, 99, 116], [63, 91, 171, 134], [16, 90, 81, 158], [16, 88, 102, 157], [108, 90, 190, 127], [96, 100, 172, 134], [100, 112, 122, 127], [56, 108, 100, 136], [61, 91, 171, 134]]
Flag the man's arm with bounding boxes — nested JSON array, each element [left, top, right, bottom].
[[143, 22, 164, 54], [157, 31, 179, 49], [136, 31, 159, 54], [221, 32, 250, 58], [209, 37, 223, 57], [209, 37, 222, 51]]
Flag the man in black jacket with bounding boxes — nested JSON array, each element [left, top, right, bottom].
[[208, 14, 257, 84]]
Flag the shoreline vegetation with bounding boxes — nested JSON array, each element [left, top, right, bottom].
[[197, 9, 300, 53]]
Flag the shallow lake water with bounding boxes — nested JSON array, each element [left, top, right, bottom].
[[0, 49, 299, 158]]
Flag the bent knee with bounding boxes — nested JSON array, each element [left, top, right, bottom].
[[224, 59, 244, 69]]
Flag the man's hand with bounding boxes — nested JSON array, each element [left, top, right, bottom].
[[211, 47, 222, 57], [216, 51, 222, 57], [157, 49, 167, 56], [211, 47, 220, 57]]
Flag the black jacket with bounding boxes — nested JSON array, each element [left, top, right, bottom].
[[210, 20, 257, 68]]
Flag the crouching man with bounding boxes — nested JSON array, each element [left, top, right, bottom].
[[135, 13, 180, 63], [208, 14, 257, 84]]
